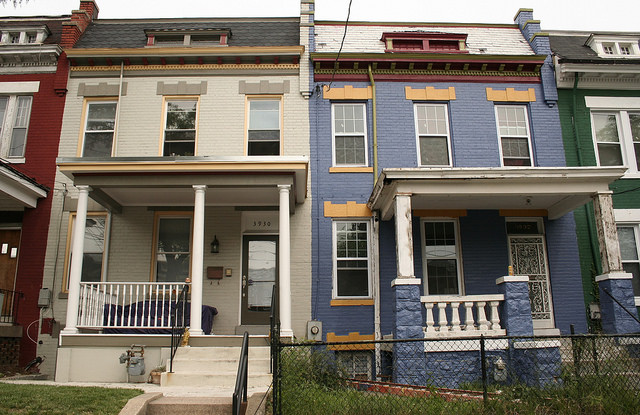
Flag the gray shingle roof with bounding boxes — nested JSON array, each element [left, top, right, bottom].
[[550, 34, 640, 63], [74, 19, 300, 49]]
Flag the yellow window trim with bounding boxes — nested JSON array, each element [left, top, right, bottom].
[[150, 211, 194, 282], [499, 209, 548, 217], [413, 209, 467, 218], [77, 97, 119, 157], [326, 332, 375, 350], [329, 167, 374, 173], [323, 85, 372, 100], [244, 95, 283, 156], [160, 96, 200, 157], [486, 87, 536, 102], [62, 212, 109, 293], [330, 299, 374, 306], [405, 86, 456, 101], [324, 201, 372, 218]]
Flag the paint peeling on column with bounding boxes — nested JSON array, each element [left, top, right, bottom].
[[593, 192, 623, 274]]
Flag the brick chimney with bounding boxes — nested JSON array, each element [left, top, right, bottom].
[[60, 0, 99, 48]]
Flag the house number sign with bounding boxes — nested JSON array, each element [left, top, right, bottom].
[[241, 212, 279, 232]]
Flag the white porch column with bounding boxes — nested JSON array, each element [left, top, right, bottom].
[[189, 185, 206, 335], [62, 185, 90, 334], [394, 193, 415, 279], [278, 184, 293, 337], [593, 191, 623, 274]]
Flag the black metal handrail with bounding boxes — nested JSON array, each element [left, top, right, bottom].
[[169, 283, 190, 373], [233, 331, 250, 415], [0, 288, 23, 325], [269, 284, 280, 414]]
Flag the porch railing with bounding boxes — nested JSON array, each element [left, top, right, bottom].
[[420, 294, 505, 338], [77, 282, 190, 330], [0, 288, 23, 325]]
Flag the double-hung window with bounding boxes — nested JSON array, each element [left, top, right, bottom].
[[414, 103, 451, 166], [592, 111, 640, 173], [64, 213, 109, 291], [616, 225, 640, 306], [247, 98, 281, 156], [333, 221, 370, 298], [82, 101, 117, 157], [163, 99, 197, 156], [422, 220, 462, 295], [0, 95, 32, 159], [332, 103, 367, 166], [154, 214, 192, 282], [495, 105, 533, 166]]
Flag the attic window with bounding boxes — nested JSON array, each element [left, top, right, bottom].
[[586, 35, 640, 58], [0, 27, 48, 44], [146, 30, 229, 47], [381, 32, 468, 53]]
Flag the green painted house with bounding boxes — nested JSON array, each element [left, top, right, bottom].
[[551, 31, 640, 332]]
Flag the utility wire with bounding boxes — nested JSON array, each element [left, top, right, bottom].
[[326, 0, 354, 91]]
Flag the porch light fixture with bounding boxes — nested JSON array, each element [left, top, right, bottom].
[[210, 235, 220, 253]]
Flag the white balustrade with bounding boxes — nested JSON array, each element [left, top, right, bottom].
[[77, 282, 190, 330], [420, 295, 506, 338]]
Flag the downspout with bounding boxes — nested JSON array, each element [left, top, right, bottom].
[[571, 73, 601, 273], [112, 62, 124, 156], [368, 65, 379, 184]]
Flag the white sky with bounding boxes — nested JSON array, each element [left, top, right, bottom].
[[1, 0, 638, 32]]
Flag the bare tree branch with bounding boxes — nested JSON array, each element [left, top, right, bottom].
[[0, 0, 29, 7]]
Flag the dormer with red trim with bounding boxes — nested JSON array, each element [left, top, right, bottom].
[[381, 32, 468, 53]]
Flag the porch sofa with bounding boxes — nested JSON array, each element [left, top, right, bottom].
[[102, 301, 217, 334]]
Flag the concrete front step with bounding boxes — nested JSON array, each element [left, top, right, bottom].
[[172, 357, 271, 373], [172, 346, 270, 360], [162, 372, 272, 388], [146, 397, 231, 415]]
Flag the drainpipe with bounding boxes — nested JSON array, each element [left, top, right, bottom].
[[112, 61, 124, 156], [368, 64, 379, 184], [571, 73, 601, 274]]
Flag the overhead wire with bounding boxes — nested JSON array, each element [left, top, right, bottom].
[[326, 0, 354, 91]]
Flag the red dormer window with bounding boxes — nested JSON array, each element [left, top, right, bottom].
[[381, 32, 468, 53]]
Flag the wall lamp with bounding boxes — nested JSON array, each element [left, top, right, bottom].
[[210, 235, 220, 253]]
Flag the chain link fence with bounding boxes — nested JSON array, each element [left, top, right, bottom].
[[271, 334, 640, 414]]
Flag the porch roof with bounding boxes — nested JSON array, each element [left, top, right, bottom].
[[0, 161, 48, 209], [368, 167, 626, 220], [57, 156, 308, 214]]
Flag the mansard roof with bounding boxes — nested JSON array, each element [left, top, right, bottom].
[[73, 18, 300, 49], [550, 32, 640, 64], [0, 16, 68, 45]]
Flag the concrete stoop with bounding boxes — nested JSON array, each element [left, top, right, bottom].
[[161, 346, 272, 389], [119, 392, 267, 415]]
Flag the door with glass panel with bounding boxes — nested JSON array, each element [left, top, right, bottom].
[[241, 235, 278, 325], [507, 220, 554, 329], [0, 230, 20, 321]]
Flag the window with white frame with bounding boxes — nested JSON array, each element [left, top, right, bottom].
[[616, 225, 640, 305], [163, 99, 197, 156], [414, 103, 451, 166], [332, 103, 367, 166], [591, 111, 640, 173], [333, 221, 370, 298], [0, 95, 32, 159], [82, 101, 117, 157], [64, 213, 109, 291], [336, 351, 372, 380], [154, 215, 192, 282], [495, 105, 533, 166], [422, 220, 462, 295], [247, 98, 281, 156]]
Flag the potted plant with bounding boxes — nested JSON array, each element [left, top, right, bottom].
[[148, 365, 165, 384]]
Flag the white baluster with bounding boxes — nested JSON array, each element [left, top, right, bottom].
[[489, 301, 502, 331], [437, 302, 448, 331], [476, 301, 489, 331], [463, 301, 474, 331], [450, 302, 461, 331], [424, 302, 435, 333]]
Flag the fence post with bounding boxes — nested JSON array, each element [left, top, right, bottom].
[[480, 334, 488, 404], [570, 324, 580, 380], [591, 336, 599, 376]]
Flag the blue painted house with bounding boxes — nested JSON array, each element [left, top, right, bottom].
[[307, 9, 626, 379]]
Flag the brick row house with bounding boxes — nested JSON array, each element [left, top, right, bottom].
[[308, 9, 629, 382], [550, 30, 640, 333], [35, 1, 313, 381], [0, 12, 78, 370]]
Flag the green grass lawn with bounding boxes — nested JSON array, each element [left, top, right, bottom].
[[0, 383, 143, 415]]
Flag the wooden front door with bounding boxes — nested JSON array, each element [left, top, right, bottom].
[[0, 229, 21, 319], [241, 235, 278, 325]]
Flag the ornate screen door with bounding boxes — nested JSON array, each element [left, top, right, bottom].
[[508, 234, 555, 329]]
